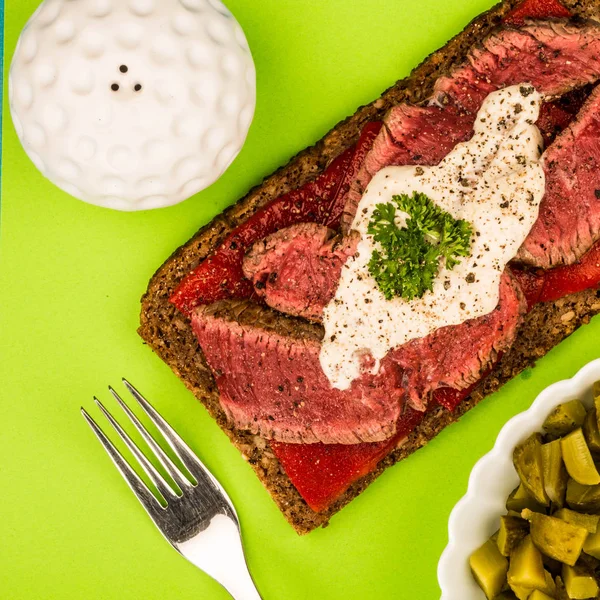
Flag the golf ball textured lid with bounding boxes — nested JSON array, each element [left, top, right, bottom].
[[9, 0, 256, 211]]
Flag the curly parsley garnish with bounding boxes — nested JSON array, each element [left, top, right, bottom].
[[367, 192, 473, 301]]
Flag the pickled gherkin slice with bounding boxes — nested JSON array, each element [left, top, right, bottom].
[[567, 478, 600, 512], [498, 516, 530, 557], [507, 484, 547, 514], [514, 434, 550, 506], [507, 535, 546, 594], [543, 400, 587, 437], [583, 529, 600, 559], [470, 538, 509, 600], [521, 509, 588, 566], [554, 507, 599, 533], [560, 429, 600, 485], [535, 570, 557, 597], [562, 563, 599, 599], [541, 439, 568, 507], [583, 408, 600, 453]]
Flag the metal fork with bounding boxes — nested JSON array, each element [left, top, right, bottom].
[[81, 379, 262, 600]]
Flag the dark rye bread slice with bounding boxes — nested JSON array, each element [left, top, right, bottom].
[[139, 0, 600, 534]]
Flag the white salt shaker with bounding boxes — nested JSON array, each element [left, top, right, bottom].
[[9, 0, 256, 211]]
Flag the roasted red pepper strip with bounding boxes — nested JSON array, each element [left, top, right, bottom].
[[324, 121, 383, 227], [271, 383, 480, 512], [271, 406, 425, 513], [170, 122, 382, 316], [170, 151, 351, 314], [510, 240, 600, 308], [539, 241, 600, 303], [504, 0, 571, 24]]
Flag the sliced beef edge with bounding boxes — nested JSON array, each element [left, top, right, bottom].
[[191, 268, 525, 444], [191, 299, 404, 445], [243, 223, 359, 322], [516, 82, 600, 267]]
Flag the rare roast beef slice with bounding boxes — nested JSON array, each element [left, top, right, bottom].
[[390, 271, 526, 410], [433, 20, 600, 112], [518, 84, 600, 267], [342, 105, 474, 230], [243, 226, 524, 410], [384, 104, 474, 159], [243, 223, 359, 322], [342, 20, 600, 231], [194, 273, 523, 428], [191, 300, 404, 444]]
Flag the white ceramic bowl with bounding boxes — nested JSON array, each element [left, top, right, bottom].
[[437, 358, 600, 599]]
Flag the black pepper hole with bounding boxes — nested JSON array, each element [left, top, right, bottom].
[[120, 65, 128, 73], [134, 84, 142, 92], [111, 83, 119, 91]]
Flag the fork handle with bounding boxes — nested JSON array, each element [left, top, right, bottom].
[[220, 559, 263, 600], [216, 533, 262, 600], [185, 546, 262, 600], [177, 517, 262, 600]]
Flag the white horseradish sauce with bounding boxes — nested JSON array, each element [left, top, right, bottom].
[[320, 84, 546, 390]]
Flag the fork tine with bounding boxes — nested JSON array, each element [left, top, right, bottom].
[[95, 398, 178, 502], [108, 386, 193, 491], [81, 408, 163, 511], [122, 379, 221, 488]]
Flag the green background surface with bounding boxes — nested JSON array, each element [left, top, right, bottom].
[[3, 1, 600, 599]]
